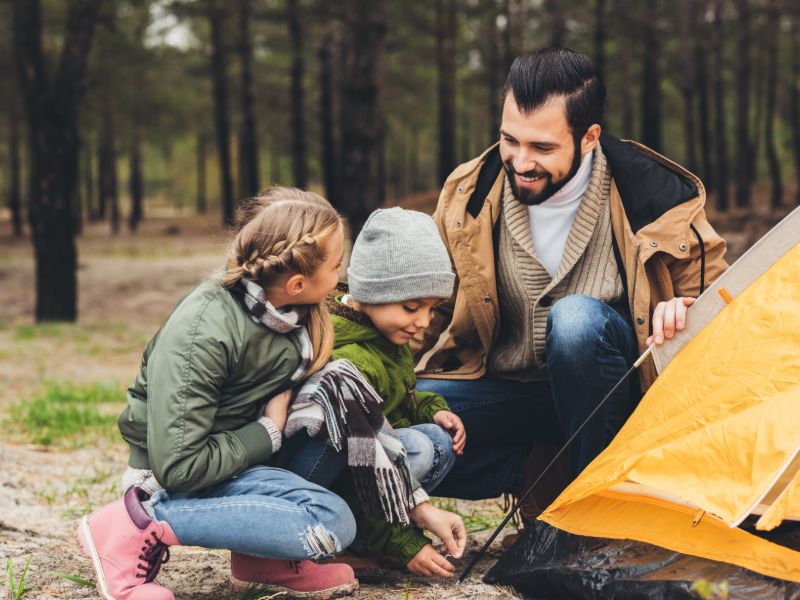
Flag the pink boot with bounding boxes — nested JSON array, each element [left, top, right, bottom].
[[231, 552, 358, 599], [76, 486, 179, 600]]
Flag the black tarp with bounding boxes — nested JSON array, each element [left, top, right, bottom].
[[484, 521, 800, 599]]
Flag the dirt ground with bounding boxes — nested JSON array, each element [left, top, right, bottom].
[[0, 212, 520, 600], [0, 198, 795, 600]]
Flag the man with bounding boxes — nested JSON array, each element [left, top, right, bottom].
[[414, 48, 727, 519]]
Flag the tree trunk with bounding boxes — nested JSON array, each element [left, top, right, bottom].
[[209, 0, 235, 226], [72, 134, 83, 235], [679, 0, 697, 174], [196, 133, 207, 213], [501, 0, 513, 72], [12, 0, 101, 321], [619, 39, 635, 139], [764, 0, 782, 209], [546, 0, 566, 47], [84, 135, 95, 221], [711, 0, 729, 211], [340, 0, 386, 236], [8, 112, 23, 237], [695, 11, 714, 189], [734, 0, 752, 208], [128, 129, 144, 232], [485, 0, 500, 146], [288, 0, 308, 189], [791, 13, 800, 204], [437, 0, 457, 185], [100, 96, 120, 235], [594, 0, 605, 81], [640, 1, 662, 152], [237, 0, 259, 198], [318, 13, 340, 207]]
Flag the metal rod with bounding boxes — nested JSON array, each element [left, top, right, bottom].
[[456, 345, 654, 583]]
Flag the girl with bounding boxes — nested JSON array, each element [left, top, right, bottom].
[[76, 188, 358, 600]]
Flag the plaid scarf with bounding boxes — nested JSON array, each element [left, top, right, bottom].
[[235, 278, 313, 383], [284, 359, 419, 524]]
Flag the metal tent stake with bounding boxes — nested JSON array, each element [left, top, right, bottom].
[[456, 345, 654, 584]]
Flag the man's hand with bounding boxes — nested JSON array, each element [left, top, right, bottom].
[[406, 543, 456, 578], [409, 502, 466, 560], [433, 410, 466, 455], [263, 389, 293, 432], [648, 297, 695, 346]]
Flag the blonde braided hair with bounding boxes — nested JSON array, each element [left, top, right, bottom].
[[222, 187, 342, 374]]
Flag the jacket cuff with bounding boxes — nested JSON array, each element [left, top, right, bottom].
[[391, 527, 432, 565], [257, 417, 283, 452], [232, 421, 274, 466]]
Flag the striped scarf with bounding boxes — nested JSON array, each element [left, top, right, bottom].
[[284, 359, 420, 524]]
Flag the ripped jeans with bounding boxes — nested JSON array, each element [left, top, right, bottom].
[[149, 466, 357, 560]]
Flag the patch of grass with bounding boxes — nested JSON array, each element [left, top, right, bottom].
[[6, 556, 32, 599], [233, 583, 286, 599], [4, 380, 125, 447], [14, 323, 65, 340], [50, 571, 95, 589]]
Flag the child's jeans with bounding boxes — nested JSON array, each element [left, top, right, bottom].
[[147, 466, 356, 560], [278, 424, 456, 493]]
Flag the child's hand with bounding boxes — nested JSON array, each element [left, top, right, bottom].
[[263, 389, 293, 432], [433, 410, 466, 455], [406, 543, 456, 578], [409, 502, 466, 560]]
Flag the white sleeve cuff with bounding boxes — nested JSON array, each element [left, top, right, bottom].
[[412, 487, 430, 506], [258, 417, 283, 452]]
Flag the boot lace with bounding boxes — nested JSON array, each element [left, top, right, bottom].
[[136, 530, 171, 583]]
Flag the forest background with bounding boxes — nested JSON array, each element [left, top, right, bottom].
[[1, 0, 799, 598]]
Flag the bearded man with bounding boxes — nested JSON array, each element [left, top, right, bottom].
[[414, 48, 728, 522]]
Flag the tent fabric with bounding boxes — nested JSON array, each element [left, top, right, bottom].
[[540, 207, 800, 583]]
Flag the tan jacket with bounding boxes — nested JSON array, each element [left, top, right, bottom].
[[415, 135, 728, 392]]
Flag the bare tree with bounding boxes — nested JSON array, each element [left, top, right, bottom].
[[318, 0, 341, 207], [99, 96, 120, 235], [791, 10, 800, 204], [764, 0, 782, 209], [340, 0, 387, 235], [128, 128, 144, 232], [594, 0, 605, 81], [288, 0, 308, 188], [7, 111, 23, 237], [734, 0, 753, 208], [711, 0, 729, 210], [640, 1, 662, 152], [209, 0, 235, 225], [12, 0, 102, 321], [695, 5, 714, 188], [437, 0, 457, 185], [237, 0, 259, 198], [679, 0, 697, 173], [485, 0, 501, 146], [196, 133, 208, 213]]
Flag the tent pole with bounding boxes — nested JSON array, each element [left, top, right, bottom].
[[456, 345, 654, 584]]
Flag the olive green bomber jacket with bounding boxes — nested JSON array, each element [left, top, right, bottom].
[[118, 278, 304, 494]]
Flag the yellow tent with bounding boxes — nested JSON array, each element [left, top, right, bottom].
[[540, 207, 800, 582]]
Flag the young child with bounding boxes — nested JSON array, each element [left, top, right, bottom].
[[330, 207, 467, 578], [75, 188, 359, 600]]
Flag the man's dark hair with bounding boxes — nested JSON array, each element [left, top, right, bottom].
[[502, 48, 606, 140]]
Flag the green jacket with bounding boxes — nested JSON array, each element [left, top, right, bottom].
[[329, 294, 450, 564], [119, 278, 304, 493]]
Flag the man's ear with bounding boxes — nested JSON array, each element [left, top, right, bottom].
[[581, 123, 602, 155], [285, 273, 305, 297]]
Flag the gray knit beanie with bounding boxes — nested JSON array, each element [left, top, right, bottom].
[[347, 207, 455, 304]]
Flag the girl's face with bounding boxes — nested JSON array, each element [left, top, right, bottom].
[[357, 297, 441, 346], [294, 223, 345, 305]]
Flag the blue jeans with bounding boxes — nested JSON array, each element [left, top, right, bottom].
[[416, 295, 640, 499], [149, 466, 357, 560], [278, 424, 456, 494]]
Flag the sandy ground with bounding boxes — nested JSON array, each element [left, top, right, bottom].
[[0, 214, 519, 600]]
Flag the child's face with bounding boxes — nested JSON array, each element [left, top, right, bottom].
[[358, 297, 441, 345], [293, 224, 345, 305]]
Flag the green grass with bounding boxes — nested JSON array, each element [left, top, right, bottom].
[[5, 556, 32, 599], [4, 380, 125, 447], [14, 323, 65, 340], [431, 497, 510, 534]]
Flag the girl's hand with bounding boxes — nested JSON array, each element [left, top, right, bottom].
[[263, 389, 293, 432], [409, 502, 466, 560], [433, 410, 466, 455], [406, 543, 455, 578]]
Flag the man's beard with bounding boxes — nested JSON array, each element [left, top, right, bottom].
[[504, 139, 583, 206]]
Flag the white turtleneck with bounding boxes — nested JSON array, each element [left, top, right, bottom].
[[527, 149, 594, 278]]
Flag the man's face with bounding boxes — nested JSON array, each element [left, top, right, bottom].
[[499, 93, 583, 206]]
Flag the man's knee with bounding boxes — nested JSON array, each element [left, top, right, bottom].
[[546, 295, 607, 354]]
